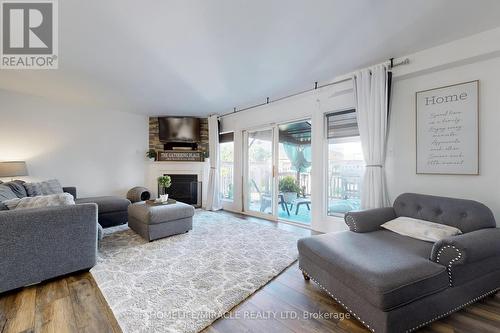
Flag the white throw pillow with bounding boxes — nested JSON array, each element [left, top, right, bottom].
[[381, 216, 462, 242], [2, 193, 75, 210]]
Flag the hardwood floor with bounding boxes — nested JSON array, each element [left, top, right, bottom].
[[1, 211, 499, 333], [0, 272, 120, 333]]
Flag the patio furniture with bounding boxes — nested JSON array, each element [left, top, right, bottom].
[[290, 197, 311, 215], [279, 194, 290, 215], [251, 180, 290, 215], [260, 193, 290, 215]]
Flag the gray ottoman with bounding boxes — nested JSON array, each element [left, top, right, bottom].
[[128, 201, 194, 241]]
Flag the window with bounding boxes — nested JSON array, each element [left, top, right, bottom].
[[219, 132, 234, 201], [326, 110, 365, 216]]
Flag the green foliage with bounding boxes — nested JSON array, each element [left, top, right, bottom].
[[146, 149, 156, 159], [279, 176, 300, 193], [158, 175, 172, 188]]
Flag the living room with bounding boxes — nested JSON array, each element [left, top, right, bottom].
[[1, 1, 500, 333]]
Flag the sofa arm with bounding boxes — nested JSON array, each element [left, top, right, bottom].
[[431, 228, 500, 266], [63, 186, 77, 199], [344, 207, 397, 232], [0, 204, 97, 293]]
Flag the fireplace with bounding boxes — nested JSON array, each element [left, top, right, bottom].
[[163, 174, 201, 207], [147, 160, 210, 208]]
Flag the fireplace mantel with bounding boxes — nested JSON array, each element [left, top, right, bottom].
[[146, 160, 210, 208]]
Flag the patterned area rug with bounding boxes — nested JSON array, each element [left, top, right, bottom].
[[91, 210, 300, 333]]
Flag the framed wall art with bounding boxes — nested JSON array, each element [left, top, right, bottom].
[[416, 80, 479, 175]]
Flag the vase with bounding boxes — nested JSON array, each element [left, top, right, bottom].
[[159, 186, 166, 195], [283, 192, 298, 204]]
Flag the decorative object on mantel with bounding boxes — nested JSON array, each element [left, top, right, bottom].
[[157, 150, 204, 162], [146, 149, 157, 162], [157, 175, 172, 195], [0, 161, 28, 180], [416, 80, 479, 175]]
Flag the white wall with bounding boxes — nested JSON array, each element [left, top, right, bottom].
[[387, 57, 500, 223], [220, 27, 500, 231], [0, 90, 148, 197]]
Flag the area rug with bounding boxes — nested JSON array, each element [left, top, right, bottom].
[[91, 210, 301, 333]]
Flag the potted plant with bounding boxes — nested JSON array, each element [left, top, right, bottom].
[[279, 176, 301, 204], [146, 149, 157, 162], [157, 175, 172, 196]]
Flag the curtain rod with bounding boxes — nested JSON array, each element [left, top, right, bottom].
[[218, 57, 410, 119]]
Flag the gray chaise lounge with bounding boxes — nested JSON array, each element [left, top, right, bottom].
[[298, 193, 500, 333]]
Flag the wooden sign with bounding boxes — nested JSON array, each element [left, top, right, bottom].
[[157, 151, 204, 162], [416, 80, 479, 174]]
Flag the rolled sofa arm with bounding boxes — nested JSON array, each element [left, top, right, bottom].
[[0, 203, 98, 293], [63, 186, 77, 199], [344, 207, 397, 232], [431, 228, 500, 266]]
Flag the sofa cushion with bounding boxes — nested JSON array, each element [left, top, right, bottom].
[[2, 180, 27, 198], [24, 179, 64, 196], [3, 193, 75, 210], [0, 184, 18, 210], [76, 196, 130, 214], [298, 230, 449, 311]]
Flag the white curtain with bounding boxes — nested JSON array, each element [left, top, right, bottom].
[[206, 114, 222, 211], [353, 64, 390, 209]]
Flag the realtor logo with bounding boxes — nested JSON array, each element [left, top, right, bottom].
[[1, 0, 58, 69]]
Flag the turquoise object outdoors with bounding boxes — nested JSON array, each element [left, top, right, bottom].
[[283, 143, 312, 173]]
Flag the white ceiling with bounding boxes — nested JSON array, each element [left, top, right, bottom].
[[2, 0, 500, 116]]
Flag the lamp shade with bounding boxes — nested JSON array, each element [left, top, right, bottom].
[[0, 161, 28, 177]]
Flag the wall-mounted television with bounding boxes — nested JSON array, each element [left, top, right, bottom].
[[158, 117, 200, 143]]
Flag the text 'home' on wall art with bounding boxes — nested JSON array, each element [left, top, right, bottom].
[[416, 80, 479, 175]]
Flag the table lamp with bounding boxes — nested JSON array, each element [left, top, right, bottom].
[[0, 161, 28, 180]]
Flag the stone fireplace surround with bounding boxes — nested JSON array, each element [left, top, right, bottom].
[[146, 160, 210, 208]]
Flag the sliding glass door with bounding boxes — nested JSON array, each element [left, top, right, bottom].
[[243, 128, 277, 219]]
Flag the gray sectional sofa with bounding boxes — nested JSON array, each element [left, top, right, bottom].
[[0, 202, 98, 293], [298, 193, 500, 333], [71, 190, 130, 228], [0, 180, 130, 293]]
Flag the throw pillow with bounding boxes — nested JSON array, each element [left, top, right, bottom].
[[0, 184, 18, 201], [24, 179, 64, 197], [2, 180, 27, 198], [3, 193, 75, 210], [381, 216, 462, 242]]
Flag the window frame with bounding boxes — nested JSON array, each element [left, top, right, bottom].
[[323, 108, 364, 219]]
